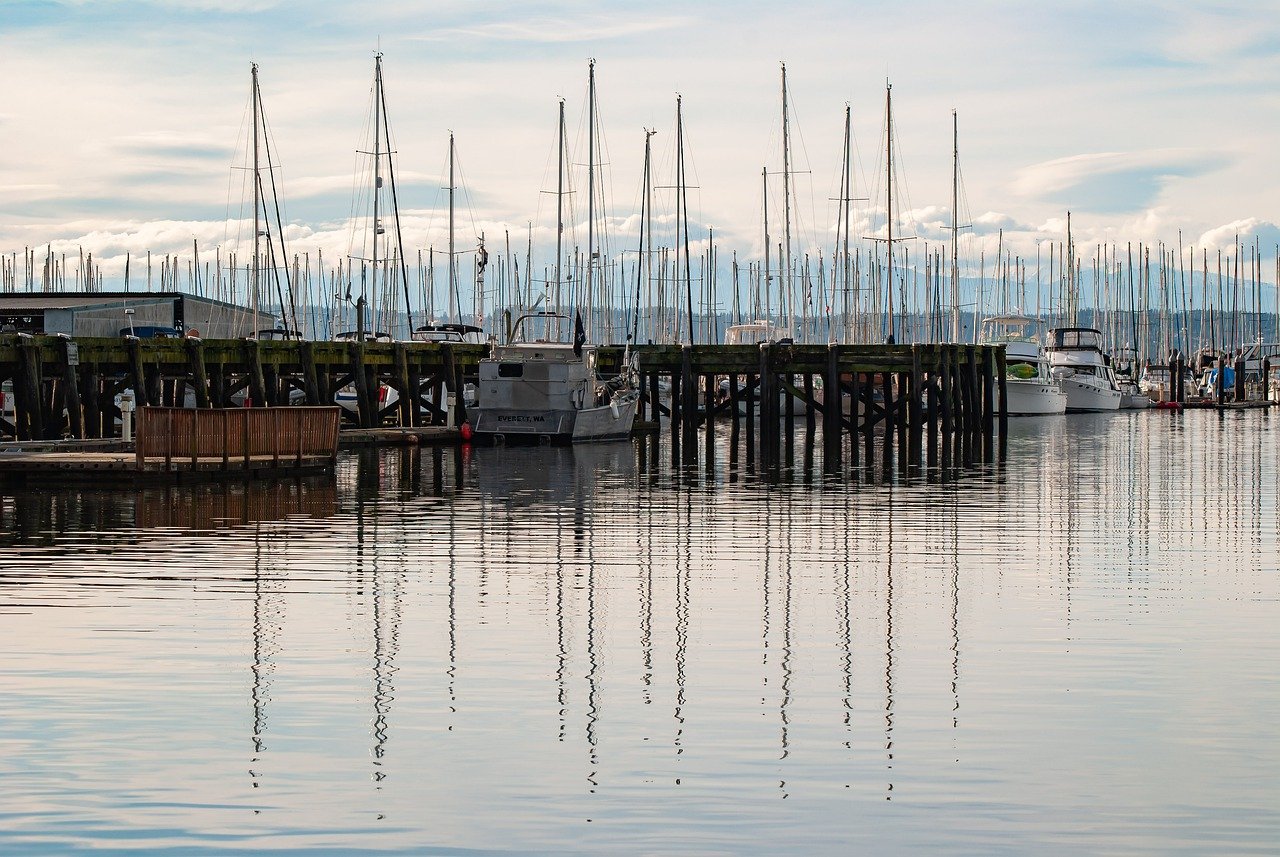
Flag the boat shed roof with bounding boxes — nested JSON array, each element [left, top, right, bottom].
[[0, 291, 256, 313]]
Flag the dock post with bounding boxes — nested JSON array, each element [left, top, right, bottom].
[[909, 347, 924, 467], [80, 364, 100, 439], [758, 343, 774, 464], [669, 370, 681, 464], [247, 340, 268, 409], [926, 360, 939, 468], [981, 346, 996, 460], [300, 341, 320, 406], [862, 371, 875, 465], [848, 368, 860, 468], [1234, 357, 1246, 402], [16, 336, 44, 441], [1265, 359, 1272, 403], [1216, 355, 1226, 407], [804, 372, 817, 440], [940, 346, 953, 469], [881, 370, 896, 472], [744, 372, 756, 463], [186, 338, 212, 408], [60, 337, 83, 440], [823, 344, 841, 468], [126, 337, 149, 407], [729, 374, 741, 465], [681, 346, 697, 461], [995, 345, 1008, 454], [649, 371, 661, 423], [395, 343, 414, 427]]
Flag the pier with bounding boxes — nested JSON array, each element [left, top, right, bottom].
[[0, 333, 1007, 468]]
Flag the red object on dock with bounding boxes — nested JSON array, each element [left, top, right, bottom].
[[1156, 401, 1183, 411], [460, 421, 473, 442]]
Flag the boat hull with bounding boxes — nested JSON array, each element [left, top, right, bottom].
[[472, 395, 638, 444], [1005, 380, 1067, 415], [1058, 376, 1121, 411]]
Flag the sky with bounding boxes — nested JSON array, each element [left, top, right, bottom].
[[2, 0, 1279, 302]]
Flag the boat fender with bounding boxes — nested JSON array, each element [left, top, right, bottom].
[[610, 400, 620, 419], [460, 421, 473, 442]]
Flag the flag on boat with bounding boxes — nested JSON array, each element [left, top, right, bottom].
[[573, 311, 586, 356]]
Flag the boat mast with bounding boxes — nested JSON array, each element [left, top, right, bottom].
[[586, 59, 596, 339], [763, 166, 770, 323], [376, 54, 414, 336], [781, 63, 794, 337], [951, 109, 960, 342], [631, 128, 655, 344], [677, 94, 694, 344], [885, 81, 895, 342], [555, 99, 566, 339], [251, 62, 261, 334], [840, 103, 853, 343], [448, 131, 457, 323], [372, 53, 383, 326]]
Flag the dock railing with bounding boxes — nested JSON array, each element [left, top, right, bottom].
[[135, 406, 341, 471]]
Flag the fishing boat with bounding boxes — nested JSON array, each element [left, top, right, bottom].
[[978, 315, 1066, 415], [471, 312, 638, 444], [1045, 327, 1122, 411]]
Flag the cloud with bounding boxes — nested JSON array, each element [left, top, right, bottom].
[[106, 134, 233, 162], [1198, 218, 1280, 254], [413, 15, 690, 44], [1013, 149, 1232, 214]]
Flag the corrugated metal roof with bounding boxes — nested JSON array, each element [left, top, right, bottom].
[[0, 294, 174, 311]]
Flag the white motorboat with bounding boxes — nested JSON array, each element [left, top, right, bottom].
[[472, 312, 638, 443], [1112, 347, 1153, 409], [1045, 327, 1122, 412], [979, 315, 1067, 415]]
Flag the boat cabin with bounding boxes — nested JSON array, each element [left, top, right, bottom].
[[412, 322, 483, 343], [1048, 327, 1106, 352]]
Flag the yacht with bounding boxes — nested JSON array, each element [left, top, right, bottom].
[[978, 315, 1066, 415], [1045, 327, 1122, 412], [471, 312, 638, 443]]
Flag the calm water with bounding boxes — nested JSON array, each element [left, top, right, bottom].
[[2, 412, 1279, 855]]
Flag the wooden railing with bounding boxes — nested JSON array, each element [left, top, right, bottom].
[[135, 406, 341, 470]]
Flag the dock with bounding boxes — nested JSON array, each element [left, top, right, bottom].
[[0, 333, 1008, 470]]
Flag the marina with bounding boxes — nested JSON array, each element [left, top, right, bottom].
[[5, 1, 1280, 854]]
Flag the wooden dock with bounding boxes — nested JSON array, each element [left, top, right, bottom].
[[0, 334, 1007, 469]]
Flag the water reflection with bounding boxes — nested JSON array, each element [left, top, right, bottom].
[[2, 411, 1279, 854]]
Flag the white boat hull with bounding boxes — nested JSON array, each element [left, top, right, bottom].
[[1005, 380, 1067, 415], [474, 394, 638, 443], [1058, 376, 1121, 411]]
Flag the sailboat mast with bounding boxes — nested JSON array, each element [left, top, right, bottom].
[[840, 103, 852, 343], [781, 63, 794, 336], [251, 62, 261, 332], [763, 166, 770, 323], [951, 109, 960, 342], [632, 128, 655, 344], [586, 59, 596, 336], [555, 99, 565, 334], [885, 81, 895, 342], [448, 131, 457, 323], [372, 53, 383, 315], [677, 94, 694, 344]]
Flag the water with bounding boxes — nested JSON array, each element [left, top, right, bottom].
[[3, 411, 1279, 855]]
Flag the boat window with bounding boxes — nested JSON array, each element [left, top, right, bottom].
[[497, 363, 524, 378]]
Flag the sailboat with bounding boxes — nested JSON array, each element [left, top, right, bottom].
[[335, 52, 413, 421]]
